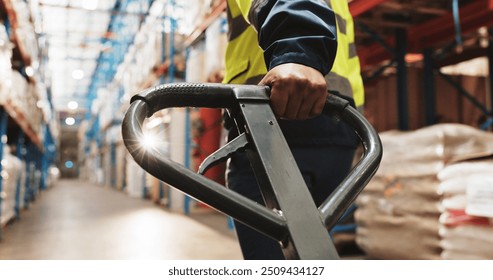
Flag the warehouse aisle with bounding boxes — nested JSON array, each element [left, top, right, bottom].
[[0, 179, 242, 260]]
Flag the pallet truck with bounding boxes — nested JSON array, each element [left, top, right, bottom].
[[122, 83, 382, 260]]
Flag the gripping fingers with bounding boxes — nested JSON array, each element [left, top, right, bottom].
[[269, 83, 289, 118], [260, 63, 328, 120]]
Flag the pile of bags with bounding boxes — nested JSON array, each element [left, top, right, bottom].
[[1, 146, 25, 226], [437, 161, 493, 259], [355, 124, 493, 259]]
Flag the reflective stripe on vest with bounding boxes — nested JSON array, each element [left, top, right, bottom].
[[224, 0, 266, 84], [326, 0, 364, 108]]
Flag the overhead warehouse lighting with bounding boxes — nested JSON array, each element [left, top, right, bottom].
[[72, 69, 85, 80], [82, 0, 99, 11], [25, 66, 34, 77], [65, 117, 76, 126], [68, 101, 79, 110]]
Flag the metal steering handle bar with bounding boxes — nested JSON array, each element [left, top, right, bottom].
[[122, 83, 382, 241], [122, 83, 288, 241]]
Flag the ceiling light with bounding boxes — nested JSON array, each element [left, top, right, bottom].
[[65, 161, 74, 169], [82, 0, 99, 10], [25, 66, 34, 77], [37, 100, 45, 108], [72, 69, 84, 80], [68, 101, 79, 110], [65, 117, 76, 126]]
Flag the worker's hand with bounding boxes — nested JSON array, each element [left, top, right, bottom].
[[259, 63, 328, 120]]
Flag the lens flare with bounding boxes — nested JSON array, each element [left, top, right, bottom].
[[141, 131, 158, 151]]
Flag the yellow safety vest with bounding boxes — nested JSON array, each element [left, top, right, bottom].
[[223, 0, 364, 108]]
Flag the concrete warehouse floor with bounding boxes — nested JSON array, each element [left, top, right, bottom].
[[0, 179, 242, 260]]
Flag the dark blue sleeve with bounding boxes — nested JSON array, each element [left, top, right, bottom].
[[248, 0, 337, 75]]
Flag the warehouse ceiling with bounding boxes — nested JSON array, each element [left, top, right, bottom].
[[39, 0, 150, 120], [351, 0, 492, 70], [36, 0, 198, 128]]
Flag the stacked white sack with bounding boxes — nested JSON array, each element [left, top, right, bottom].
[[355, 124, 493, 259], [437, 161, 493, 260]]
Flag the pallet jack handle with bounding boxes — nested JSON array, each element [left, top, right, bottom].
[[122, 83, 382, 259]]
